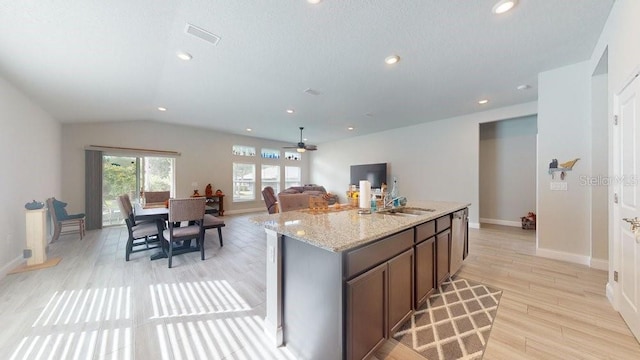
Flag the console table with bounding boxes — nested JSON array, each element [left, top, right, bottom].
[[206, 195, 224, 216]]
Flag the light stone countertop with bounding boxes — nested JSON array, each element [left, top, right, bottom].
[[250, 200, 470, 252]]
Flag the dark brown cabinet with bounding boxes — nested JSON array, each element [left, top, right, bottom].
[[346, 263, 387, 360], [388, 249, 414, 334], [415, 237, 435, 308], [436, 229, 451, 285]]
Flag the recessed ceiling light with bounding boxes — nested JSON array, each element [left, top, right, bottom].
[[478, 99, 489, 105], [492, 0, 518, 14], [286, 109, 295, 114], [385, 55, 400, 65], [176, 51, 193, 61], [307, 0, 322, 4], [517, 84, 531, 90], [157, 107, 167, 111], [347, 127, 355, 131], [303, 138, 308, 141], [246, 128, 252, 132]]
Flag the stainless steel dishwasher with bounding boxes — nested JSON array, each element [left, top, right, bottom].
[[450, 208, 469, 275]]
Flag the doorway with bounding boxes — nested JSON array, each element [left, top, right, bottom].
[[479, 116, 538, 229], [101, 155, 175, 227]]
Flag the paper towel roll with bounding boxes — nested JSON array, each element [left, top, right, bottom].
[[359, 180, 371, 209]]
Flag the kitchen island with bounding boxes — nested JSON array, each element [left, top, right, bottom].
[[251, 200, 470, 360]]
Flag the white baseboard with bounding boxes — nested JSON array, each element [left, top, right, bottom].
[[480, 218, 522, 227], [469, 222, 480, 229], [536, 247, 591, 266], [225, 207, 266, 215], [590, 258, 609, 270], [0, 255, 24, 278], [606, 282, 615, 308]]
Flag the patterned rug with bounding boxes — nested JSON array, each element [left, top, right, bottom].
[[394, 277, 502, 360]]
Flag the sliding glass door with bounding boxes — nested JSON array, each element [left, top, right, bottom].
[[102, 155, 175, 227]]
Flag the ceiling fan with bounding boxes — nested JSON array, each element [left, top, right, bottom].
[[283, 127, 317, 153]]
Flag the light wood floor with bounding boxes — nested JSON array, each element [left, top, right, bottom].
[[1, 216, 638, 359]]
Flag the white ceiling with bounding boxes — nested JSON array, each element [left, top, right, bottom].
[[0, 0, 613, 145]]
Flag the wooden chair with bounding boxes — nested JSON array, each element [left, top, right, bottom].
[[116, 195, 162, 261], [46, 197, 86, 242], [163, 198, 206, 268], [262, 186, 279, 214]]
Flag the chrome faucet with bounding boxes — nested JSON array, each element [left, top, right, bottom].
[[383, 192, 397, 209]]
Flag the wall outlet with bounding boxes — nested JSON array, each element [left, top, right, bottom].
[[550, 182, 568, 191], [23, 249, 32, 258]]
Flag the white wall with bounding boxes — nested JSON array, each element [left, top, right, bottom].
[[537, 61, 592, 262], [0, 76, 61, 275], [479, 116, 537, 226], [61, 121, 308, 216], [311, 102, 538, 226]]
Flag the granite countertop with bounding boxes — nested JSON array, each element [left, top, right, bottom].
[[250, 200, 470, 252]]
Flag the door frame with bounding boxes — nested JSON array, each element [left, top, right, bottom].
[[611, 66, 640, 340]]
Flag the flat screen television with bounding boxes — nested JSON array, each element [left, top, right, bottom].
[[350, 163, 387, 189]]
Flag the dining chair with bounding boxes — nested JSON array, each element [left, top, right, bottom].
[[116, 195, 163, 261], [164, 198, 206, 268], [203, 214, 225, 247], [262, 186, 279, 214], [46, 197, 86, 242]]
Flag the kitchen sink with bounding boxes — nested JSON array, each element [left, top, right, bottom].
[[376, 207, 436, 216]]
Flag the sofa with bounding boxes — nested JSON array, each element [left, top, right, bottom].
[[277, 185, 338, 207]]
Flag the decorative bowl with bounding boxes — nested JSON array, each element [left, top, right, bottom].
[[25, 200, 45, 210]]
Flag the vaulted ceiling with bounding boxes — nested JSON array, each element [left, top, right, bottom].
[[0, 0, 613, 145]]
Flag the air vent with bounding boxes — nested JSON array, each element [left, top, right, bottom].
[[304, 88, 321, 96], [185, 23, 220, 46]]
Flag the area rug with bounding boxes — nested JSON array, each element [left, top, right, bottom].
[[394, 277, 502, 360]]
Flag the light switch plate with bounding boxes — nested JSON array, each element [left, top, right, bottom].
[[550, 182, 568, 191]]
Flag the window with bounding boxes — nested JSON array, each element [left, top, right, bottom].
[[261, 164, 280, 195], [233, 163, 256, 202], [102, 155, 175, 226], [284, 151, 301, 161], [232, 145, 256, 156], [285, 166, 302, 188], [261, 148, 281, 159]]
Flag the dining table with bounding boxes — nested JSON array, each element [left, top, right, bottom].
[[134, 203, 218, 260]]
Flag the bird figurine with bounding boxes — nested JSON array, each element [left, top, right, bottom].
[[559, 158, 580, 170]]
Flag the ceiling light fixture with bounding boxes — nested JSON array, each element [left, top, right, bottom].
[[307, 0, 322, 4], [517, 84, 531, 90], [157, 107, 167, 111], [286, 109, 295, 114], [478, 99, 489, 105], [297, 147, 306, 153], [246, 128, 252, 132], [176, 51, 193, 61], [492, 0, 518, 14], [385, 55, 400, 65], [347, 127, 354, 131]]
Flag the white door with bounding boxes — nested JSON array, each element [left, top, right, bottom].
[[614, 70, 640, 340]]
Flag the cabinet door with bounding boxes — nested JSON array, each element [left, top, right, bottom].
[[436, 230, 451, 286], [388, 249, 414, 334], [347, 263, 387, 360], [415, 238, 435, 308]]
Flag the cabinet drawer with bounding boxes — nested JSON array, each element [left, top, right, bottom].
[[346, 229, 413, 279], [436, 215, 451, 233], [416, 220, 435, 242]]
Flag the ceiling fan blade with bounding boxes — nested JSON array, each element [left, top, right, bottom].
[[305, 145, 318, 151], [282, 146, 298, 149]]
